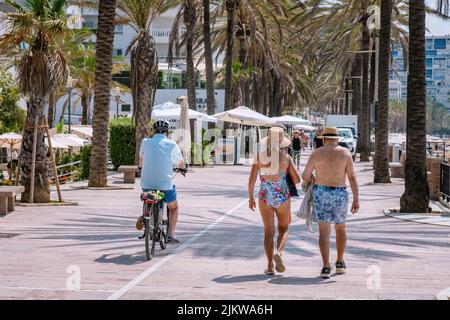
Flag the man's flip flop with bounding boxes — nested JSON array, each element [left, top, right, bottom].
[[273, 253, 286, 273], [264, 269, 275, 276]]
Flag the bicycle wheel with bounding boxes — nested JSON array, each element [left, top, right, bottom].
[[160, 205, 168, 250], [144, 205, 156, 261]]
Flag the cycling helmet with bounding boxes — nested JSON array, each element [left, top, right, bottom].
[[153, 119, 170, 133]]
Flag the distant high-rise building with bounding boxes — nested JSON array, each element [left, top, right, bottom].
[[389, 36, 450, 112]]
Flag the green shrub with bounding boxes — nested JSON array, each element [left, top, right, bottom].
[[80, 144, 92, 180], [109, 117, 136, 170]]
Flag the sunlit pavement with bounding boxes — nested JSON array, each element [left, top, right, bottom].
[[0, 151, 449, 300]]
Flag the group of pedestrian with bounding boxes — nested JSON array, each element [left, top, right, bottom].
[[248, 126, 359, 279]]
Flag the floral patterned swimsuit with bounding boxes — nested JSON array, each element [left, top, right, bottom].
[[259, 171, 290, 208]]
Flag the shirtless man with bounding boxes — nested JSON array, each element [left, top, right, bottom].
[[302, 127, 359, 279]]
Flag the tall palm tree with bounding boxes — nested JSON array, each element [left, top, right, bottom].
[[224, 0, 238, 112], [400, 0, 429, 212], [359, 20, 370, 161], [203, 0, 215, 119], [0, 0, 69, 202], [374, 0, 392, 183], [116, 0, 170, 163], [88, 0, 117, 187]]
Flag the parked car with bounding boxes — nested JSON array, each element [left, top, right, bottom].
[[338, 128, 357, 161]]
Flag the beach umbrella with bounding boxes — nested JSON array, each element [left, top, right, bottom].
[[272, 115, 310, 126], [212, 106, 275, 127], [0, 132, 22, 160], [179, 96, 191, 164], [152, 101, 216, 122]]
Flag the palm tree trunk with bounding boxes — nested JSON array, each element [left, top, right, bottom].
[[20, 102, 50, 203], [225, 0, 238, 112], [360, 23, 371, 161], [88, 0, 117, 187], [203, 0, 215, 124], [400, 0, 430, 212], [374, 0, 392, 183], [184, 1, 197, 111], [345, 77, 350, 114], [81, 93, 90, 125], [352, 57, 362, 117], [48, 92, 56, 128], [130, 32, 158, 163]]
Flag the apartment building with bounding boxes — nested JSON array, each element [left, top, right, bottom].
[[389, 36, 450, 112]]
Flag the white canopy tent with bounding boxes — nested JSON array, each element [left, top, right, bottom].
[[213, 106, 275, 127], [151, 101, 217, 122], [213, 106, 275, 164], [49, 133, 87, 148], [272, 115, 310, 126], [294, 124, 317, 131]]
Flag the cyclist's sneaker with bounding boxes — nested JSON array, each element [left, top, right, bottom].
[[167, 236, 180, 244], [335, 260, 346, 274], [136, 216, 144, 231], [320, 266, 331, 279]]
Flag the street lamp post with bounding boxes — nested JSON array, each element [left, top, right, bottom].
[[66, 75, 75, 134]]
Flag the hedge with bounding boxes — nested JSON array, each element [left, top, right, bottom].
[[80, 144, 92, 180], [109, 117, 136, 170]]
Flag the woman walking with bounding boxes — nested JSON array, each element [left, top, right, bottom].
[[248, 127, 301, 275]]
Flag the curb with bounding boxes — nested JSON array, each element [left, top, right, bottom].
[[434, 288, 450, 300], [382, 209, 450, 227]]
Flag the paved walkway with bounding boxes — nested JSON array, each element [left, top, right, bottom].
[[0, 153, 449, 300]]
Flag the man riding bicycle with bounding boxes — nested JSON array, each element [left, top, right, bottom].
[[138, 119, 185, 244]]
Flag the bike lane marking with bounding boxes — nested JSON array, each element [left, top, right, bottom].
[[106, 198, 248, 300]]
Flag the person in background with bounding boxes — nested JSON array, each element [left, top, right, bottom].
[[314, 128, 324, 149], [291, 130, 302, 169], [308, 130, 315, 149]]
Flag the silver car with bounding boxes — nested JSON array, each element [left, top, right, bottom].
[[338, 128, 357, 161]]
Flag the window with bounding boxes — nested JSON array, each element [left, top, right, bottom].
[[427, 81, 433, 86], [114, 48, 123, 56], [121, 104, 131, 112], [426, 58, 432, 67], [434, 38, 446, 49], [115, 25, 124, 34], [426, 69, 433, 80], [434, 69, 445, 80], [392, 50, 399, 57], [426, 39, 433, 49], [426, 50, 437, 56], [83, 21, 97, 29], [434, 57, 446, 68]]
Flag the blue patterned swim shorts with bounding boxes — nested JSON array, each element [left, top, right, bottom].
[[312, 185, 349, 224]]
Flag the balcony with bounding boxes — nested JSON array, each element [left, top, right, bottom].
[[150, 28, 186, 43]]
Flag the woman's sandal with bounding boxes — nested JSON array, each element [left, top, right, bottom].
[[274, 253, 286, 273], [264, 269, 275, 276]]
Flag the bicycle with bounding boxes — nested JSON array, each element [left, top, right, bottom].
[[139, 168, 187, 261]]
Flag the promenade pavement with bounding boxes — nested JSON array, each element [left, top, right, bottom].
[[0, 152, 449, 300]]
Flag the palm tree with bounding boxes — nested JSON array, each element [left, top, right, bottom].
[[400, 0, 429, 212], [359, 20, 370, 161], [203, 0, 215, 119], [0, 0, 69, 202], [374, 0, 392, 183], [116, 0, 169, 163], [224, 0, 238, 112], [88, 0, 118, 187]]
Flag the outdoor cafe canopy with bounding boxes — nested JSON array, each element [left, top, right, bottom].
[[151, 101, 217, 122], [0, 132, 22, 151], [212, 106, 275, 127], [272, 115, 310, 126]]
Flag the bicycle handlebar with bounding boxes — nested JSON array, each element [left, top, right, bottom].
[[173, 168, 187, 177]]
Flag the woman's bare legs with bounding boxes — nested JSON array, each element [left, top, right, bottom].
[[275, 199, 291, 254], [259, 199, 275, 272]]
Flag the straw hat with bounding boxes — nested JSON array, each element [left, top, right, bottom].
[[292, 129, 300, 134], [318, 127, 340, 139], [261, 127, 291, 149]]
